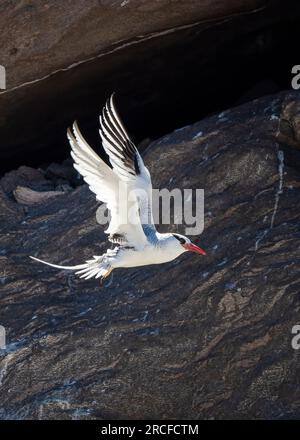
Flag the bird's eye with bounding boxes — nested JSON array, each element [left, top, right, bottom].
[[172, 234, 185, 245]]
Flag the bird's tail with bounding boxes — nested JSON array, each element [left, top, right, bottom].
[[30, 256, 87, 270], [30, 254, 113, 280]]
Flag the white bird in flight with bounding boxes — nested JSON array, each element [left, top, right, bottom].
[[30, 94, 206, 281]]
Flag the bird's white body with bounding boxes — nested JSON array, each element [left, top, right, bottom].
[[111, 233, 186, 268], [30, 95, 205, 281]]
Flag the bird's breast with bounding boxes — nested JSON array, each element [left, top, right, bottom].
[[114, 244, 181, 268]]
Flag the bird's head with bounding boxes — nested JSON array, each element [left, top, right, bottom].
[[172, 233, 206, 256]]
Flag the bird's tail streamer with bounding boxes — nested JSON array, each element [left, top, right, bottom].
[[30, 255, 112, 280]]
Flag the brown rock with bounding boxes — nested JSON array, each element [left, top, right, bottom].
[[0, 0, 264, 89], [1, 0, 298, 174], [13, 186, 65, 205], [0, 91, 300, 419], [0, 165, 54, 199]]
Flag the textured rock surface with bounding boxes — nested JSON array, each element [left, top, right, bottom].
[[2, 0, 299, 172], [1, 0, 264, 89], [0, 91, 300, 419]]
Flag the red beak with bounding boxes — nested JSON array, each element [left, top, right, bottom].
[[183, 243, 206, 255]]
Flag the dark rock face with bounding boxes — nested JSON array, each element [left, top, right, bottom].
[[1, 0, 300, 172], [0, 91, 300, 419], [1, 0, 263, 88]]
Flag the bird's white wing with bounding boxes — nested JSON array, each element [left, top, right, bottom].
[[68, 112, 150, 248], [99, 94, 156, 241], [68, 121, 118, 211]]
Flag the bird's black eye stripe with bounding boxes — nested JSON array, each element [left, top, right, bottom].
[[172, 234, 185, 244]]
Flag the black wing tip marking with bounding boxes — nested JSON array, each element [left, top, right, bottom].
[[102, 94, 141, 176]]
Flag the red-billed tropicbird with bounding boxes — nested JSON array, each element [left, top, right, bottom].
[[30, 94, 206, 281]]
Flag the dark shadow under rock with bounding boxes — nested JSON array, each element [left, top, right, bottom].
[[1, 0, 300, 174]]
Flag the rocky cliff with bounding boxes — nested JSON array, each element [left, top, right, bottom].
[[0, 90, 300, 419], [1, 0, 300, 172]]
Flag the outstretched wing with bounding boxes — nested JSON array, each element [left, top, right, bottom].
[[67, 103, 152, 248], [99, 94, 156, 238], [68, 121, 118, 210]]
